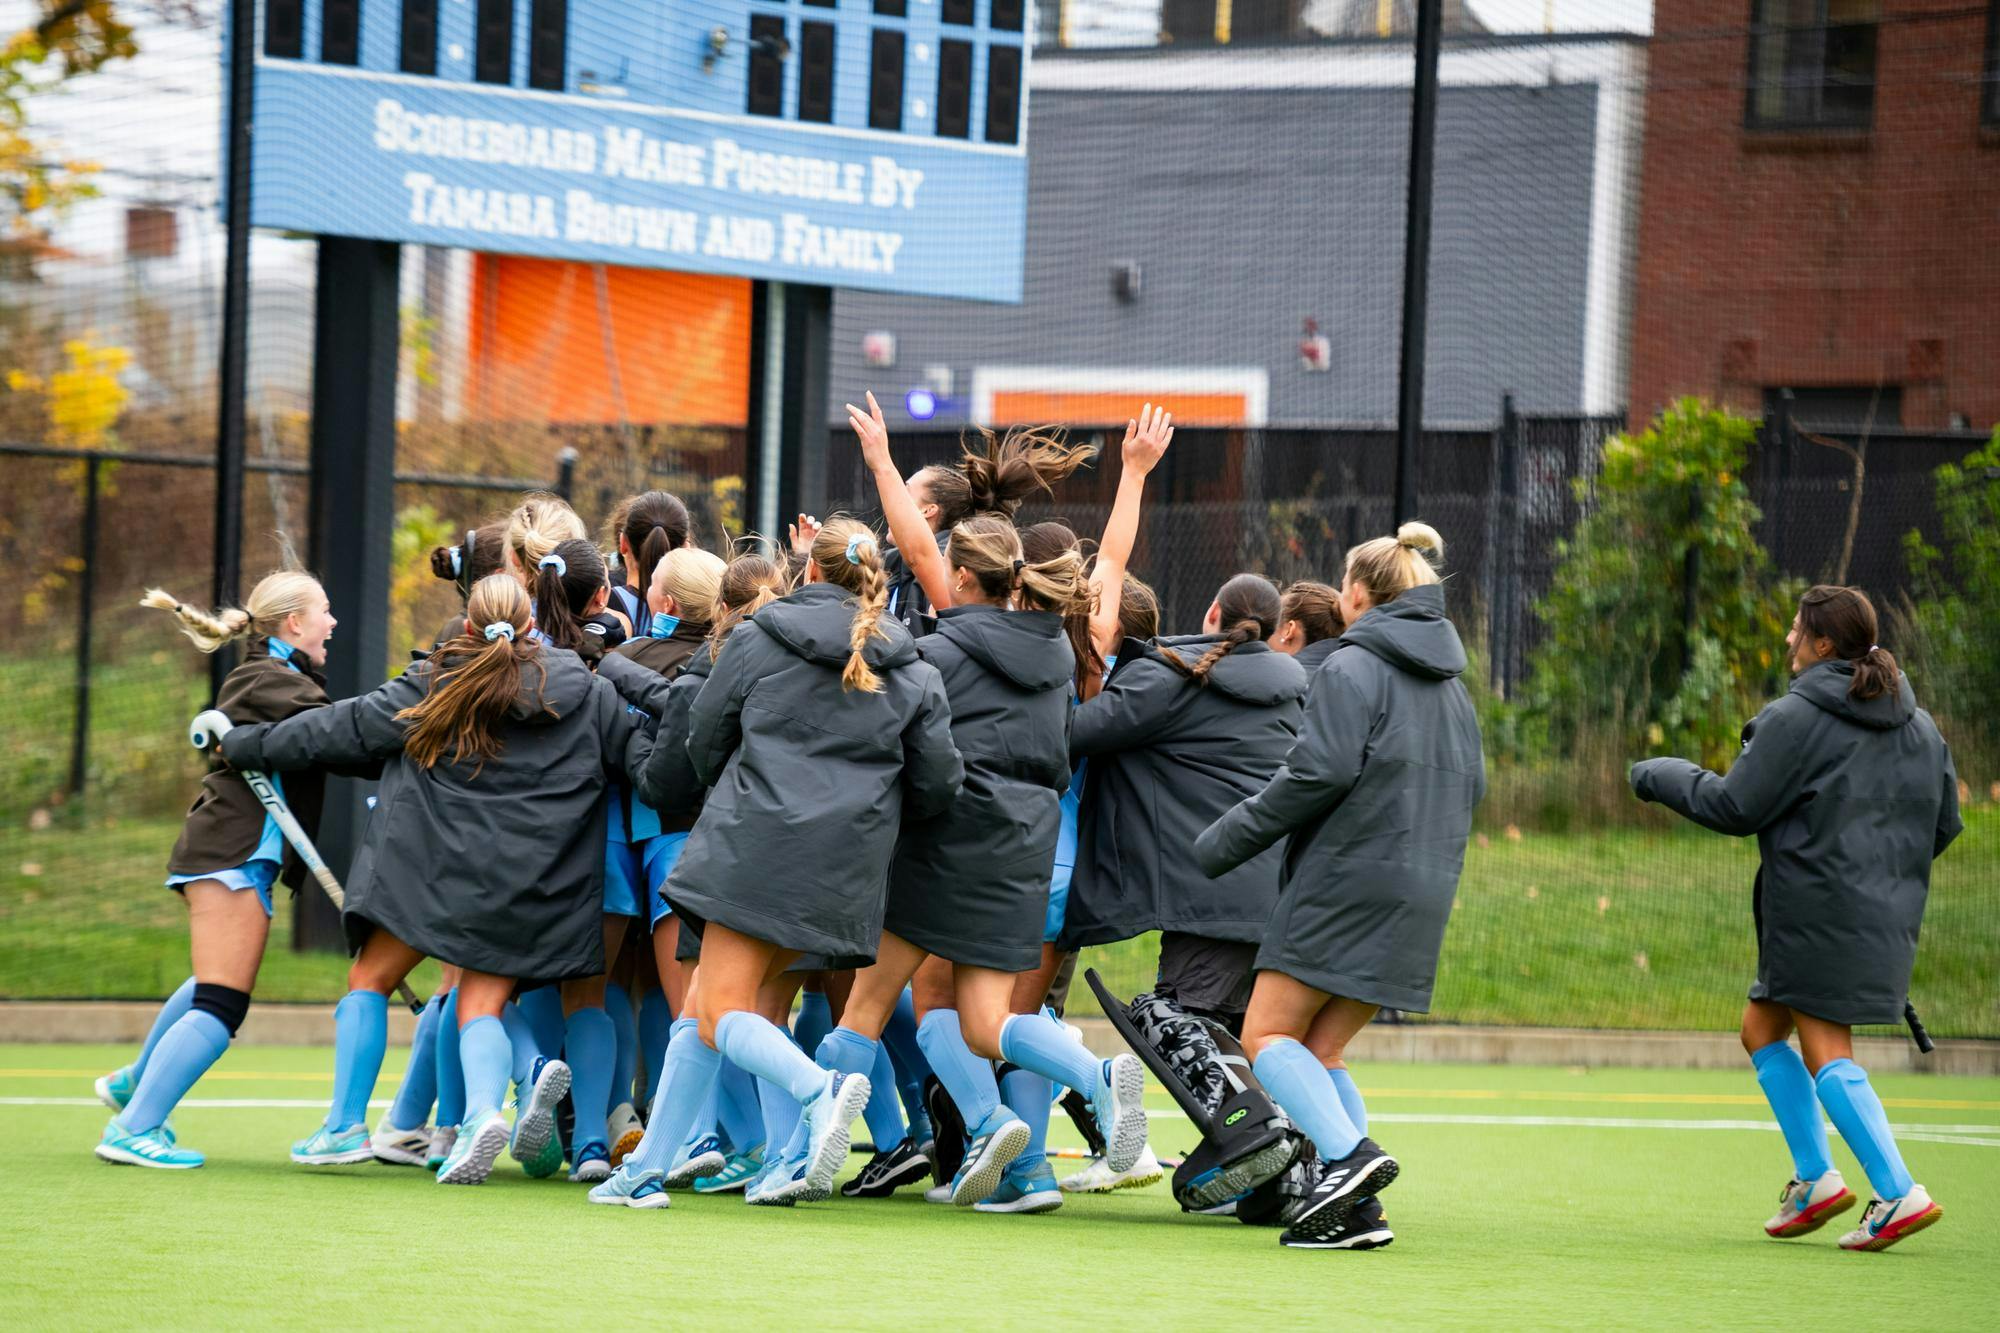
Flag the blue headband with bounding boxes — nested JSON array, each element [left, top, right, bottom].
[[845, 533, 873, 566], [538, 553, 567, 578], [484, 622, 515, 642]]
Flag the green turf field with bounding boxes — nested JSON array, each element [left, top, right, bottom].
[[2, 1047, 1992, 1328]]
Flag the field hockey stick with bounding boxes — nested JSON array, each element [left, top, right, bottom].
[[1903, 1001, 1935, 1054], [190, 710, 423, 1013]]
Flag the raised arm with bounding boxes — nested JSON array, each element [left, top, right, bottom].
[[1194, 667, 1369, 877], [1089, 404, 1173, 665], [1629, 700, 1808, 836], [848, 390, 953, 613], [222, 670, 428, 773]]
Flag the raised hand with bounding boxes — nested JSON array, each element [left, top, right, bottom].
[[846, 390, 894, 472], [1121, 402, 1174, 478], [789, 513, 822, 557]]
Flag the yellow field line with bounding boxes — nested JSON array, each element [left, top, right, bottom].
[[9, 1068, 1997, 1111]]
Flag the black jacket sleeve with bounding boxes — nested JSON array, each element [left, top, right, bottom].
[[222, 670, 428, 773], [1629, 698, 1808, 836], [596, 651, 676, 718], [1070, 657, 1183, 759]]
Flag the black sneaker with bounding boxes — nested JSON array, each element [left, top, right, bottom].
[[1286, 1137, 1399, 1241], [1060, 1086, 1107, 1159], [840, 1136, 934, 1198], [1281, 1194, 1394, 1250], [923, 1075, 967, 1187]]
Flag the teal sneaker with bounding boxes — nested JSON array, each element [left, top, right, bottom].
[[976, 1158, 1064, 1214], [292, 1123, 374, 1166], [96, 1120, 203, 1169], [425, 1124, 457, 1171], [438, 1110, 509, 1186], [509, 1057, 570, 1176], [665, 1134, 727, 1189], [695, 1144, 766, 1194], [587, 1163, 671, 1209], [95, 1066, 136, 1112], [950, 1108, 1031, 1207]]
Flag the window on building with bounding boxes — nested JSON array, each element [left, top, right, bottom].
[[1746, 0, 1878, 131], [1764, 386, 1903, 432], [1985, 0, 2000, 126]]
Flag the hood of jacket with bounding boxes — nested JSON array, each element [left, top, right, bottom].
[[933, 604, 1075, 692], [753, 581, 919, 671], [1789, 659, 1916, 730], [1155, 635, 1308, 705], [1338, 584, 1467, 681]]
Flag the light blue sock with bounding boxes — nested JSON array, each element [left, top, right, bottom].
[[997, 1011, 1101, 1097], [1000, 1065, 1053, 1176], [1752, 1042, 1832, 1181], [628, 1018, 722, 1176], [498, 1003, 543, 1089], [1815, 1058, 1914, 1199], [1328, 1067, 1368, 1138], [386, 994, 444, 1131], [759, 1074, 801, 1156], [685, 1078, 722, 1152], [638, 986, 673, 1102], [716, 1056, 763, 1153], [883, 987, 933, 1143], [605, 982, 637, 1112], [130, 976, 197, 1084], [863, 1040, 908, 1149], [915, 1008, 1001, 1128], [564, 1007, 616, 1154], [1254, 1038, 1362, 1161], [793, 989, 833, 1059], [434, 989, 465, 1128], [517, 986, 566, 1059], [116, 1010, 229, 1134], [326, 989, 389, 1131], [717, 1010, 826, 1104], [459, 1015, 512, 1120]]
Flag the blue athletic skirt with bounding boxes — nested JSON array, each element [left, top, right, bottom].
[[602, 840, 642, 920], [641, 833, 689, 928], [166, 859, 280, 919]]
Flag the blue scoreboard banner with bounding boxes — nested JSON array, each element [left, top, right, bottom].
[[237, 0, 1031, 301]]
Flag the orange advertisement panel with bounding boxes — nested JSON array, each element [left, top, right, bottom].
[[466, 256, 751, 426], [986, 390, 1252, 427]]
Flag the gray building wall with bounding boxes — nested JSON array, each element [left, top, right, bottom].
[[830, 70, 1607, 429]]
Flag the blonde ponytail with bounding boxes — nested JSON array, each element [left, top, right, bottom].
[[1345, 521, 1445, 606], [143, 570, 323, 654], [812, 517, 889, 693]]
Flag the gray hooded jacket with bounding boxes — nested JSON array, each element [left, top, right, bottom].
[[664, 582, 962, 962], [1195, 584, 1486, 1012], [885, 604, 1076, 971], [222, 646, 635, 982], [1631, 659, 1962, 1025], [1061, 635, 1309, 948]]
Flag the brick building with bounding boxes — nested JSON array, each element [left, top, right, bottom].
[[1629, 0, 2000, 431]]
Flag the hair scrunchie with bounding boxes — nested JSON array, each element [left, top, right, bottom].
[[538, 553, 567, 578], [484, 622, 516, 642], [1012, 558, 1025, 577], [844, 533, 873, 566]]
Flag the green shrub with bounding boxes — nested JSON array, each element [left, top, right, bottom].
[[1898, 428, 2000, 782]]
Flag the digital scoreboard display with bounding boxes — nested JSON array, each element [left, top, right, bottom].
[[238, 0, 1032, 300]]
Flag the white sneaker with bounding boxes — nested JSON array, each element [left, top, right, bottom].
[[1839, 1184, 1943, 1252], [372, 1117, 432, 1167], [923, 1182, 953, 1204], [426, 1124, 457, 1171], [607, 1101, 644, 1168], [1764, 1169, 1856, 1238], [1060, 1144, 1164, 1194]]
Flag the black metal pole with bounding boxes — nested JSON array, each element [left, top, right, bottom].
[[1392, 0, 1444, 527], [69, 455, 101, 800], [211, 0, 256, 700]]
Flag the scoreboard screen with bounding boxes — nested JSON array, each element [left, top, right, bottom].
[[237, 0, 1032, 301]]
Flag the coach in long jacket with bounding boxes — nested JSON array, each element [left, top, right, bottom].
[[1194, 585, 1486, 1013], [1060, 634, 1308, 951], [887, 603, 1075, 973], [662, 582, 962, 966], [222, 647, 635, 984], [1631, 659, 1962, 1026]]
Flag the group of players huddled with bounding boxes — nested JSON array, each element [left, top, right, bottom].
[[91, 396, 1960, 1253]]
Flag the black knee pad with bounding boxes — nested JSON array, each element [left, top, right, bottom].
[[192, 982, 251, 1037]]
